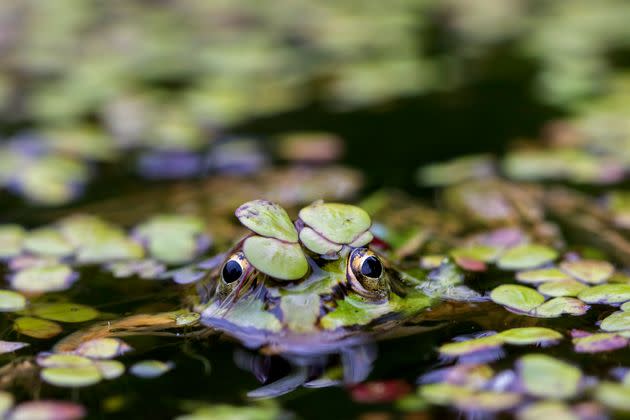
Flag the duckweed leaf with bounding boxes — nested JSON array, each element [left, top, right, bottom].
[[41, 365, 102, 388], [299, 202, 371, 244], [455, 391, 522, 412], [595, 382, 630, 411], [0, 225, 24, 258], [242, 236, 308, 280], [419, 383, 472, 406], [516, 267, 572, 284], [8, 400, 85, 420], [75, 235, 144, 264], [33, 303, 98, 323], [450, 245, 500, 263], [518, 354, 582, 399], [560, 260, 614, 284], [0, 341, 28, 354], [10, 264, 76, 293], [518, 401, 577, 420], [299, 227, 342, 255], [236, 200, 298, 243], [95, 360, 125, 379], [23, 228, 73, 257], [531, 297, 589, 318], [14, 317, 62, 339], [497, 244, 557, 270], [538, 279, 588, 297], [578, 284, 630, 304], [497, 327, 563, 345], [75, 338, 132, 359], [573, 333, 628, 353], [622, 301, 630, 311], [600, 311, 630, 332], [490, 285, 545, 313], [0, 290, 26, 312], [38, 354, 93, 368], [348, 230, 373, 248], [130, 360, 173, 378], [107, 259, 166, 279]]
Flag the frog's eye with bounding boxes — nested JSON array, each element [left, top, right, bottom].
[[348, 247, 388, 299], [221, 252, 250, 285]]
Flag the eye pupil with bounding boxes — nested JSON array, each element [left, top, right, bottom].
[[222, 260, 243, 283], [360, 256, 382, 278]]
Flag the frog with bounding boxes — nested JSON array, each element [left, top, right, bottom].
[[52, 199, 480, 397]]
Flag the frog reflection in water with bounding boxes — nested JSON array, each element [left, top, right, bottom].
[[58, 200, 476, 397]]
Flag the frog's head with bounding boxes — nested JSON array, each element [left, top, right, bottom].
[[195, 200, 433, 355]]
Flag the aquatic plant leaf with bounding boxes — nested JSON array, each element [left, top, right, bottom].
[[517, 401, 577, 420], [13, 317, 62, 339], [622, 301, 630, 312], [8, 400, 85, 420], [75, 338, 132, 359], [490, 285, 545, 312], [348, 230, 373, 248], [33, 303, 99, 323], [16, 155, 88, 205], [595, 382, 630, 411], [0, 341, 29, 354], [10, 264, 76, 293], [75, 235, 144, 264], [455, 391, 522, 412], [0, 225, 25, 258], [106, 259, 166, 279], [516, 267, 572, 284], [438, 335, 504, 357], [299, 201, 371, 244], [95, 360, 125, 379], [538, 279, 588, 297], [450, 245, 500, 263], [129, 360, 173, 378], [242, 236, 308, 280], [417, 155, 494, 186], [0, 290, 26, 312], [531, 297, 589, 318], [518, 354, 582, 399], [299, 227, 342, 255], [497, 327, 563, 345], [175, 402, 283, 420], [578, 284, 630, 304], [419, 383, 473, 406], [235, 200, 298, 242], [600, 311, 630, 332], [23, 228, 74, 257], [0, 392, 12, 419], [573, 333, 628, 353], [497, 244, 558, 270], [38, 354, 94, 368], [41, 365, 102, 387], [560, 260, 614, 284]]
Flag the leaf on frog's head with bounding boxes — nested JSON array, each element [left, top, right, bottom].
[[298, 201, 371, 247], [236, 200, 298, 243], [298, 227, 342, 255], [242, 236, 308, 280]]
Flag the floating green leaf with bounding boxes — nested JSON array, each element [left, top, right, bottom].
[[23, 228, 74, 257], [595, 382, 630, 411], [10, 264, 76, 293], [0, 290, 26, 312], [497, 327, 563, 345], [8, 400, 85, 420], [438, 335, 504, 357], [518, 354, 582, 399], [497, 244, 558, 270], [95, 360, 125, 380], [518, 401, 577, 420], [33, 303, 99, 323], [235, 200, 298, 243], [14, 317, 62, 339], [560, 260, 614, 284], [129, 360, 173, 378], [600, 311, 630, 332], [41, 365, 102, 388], [578, 284, 630, 304], [573, 333, 628, 353], [0, 391, 12, 419], [75, 338, 131, 359], [531, 297, 589, 318], [38, 354, 94, 368], [538, 279, 588, 297], [0, 225, 24, 258], [516, 267, 572, 284], [490, 284, 545, 312], [242, 236, 308, 281]]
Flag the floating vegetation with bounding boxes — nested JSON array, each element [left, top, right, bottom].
[[129, 360, 174, 379], [496, 244, 558, 270], [10, 264, 77, 294], [13, 317, 62, 339], [0, 290, 26, 312], [32, 303, 99, 323], [517, 354, 582, 399]]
